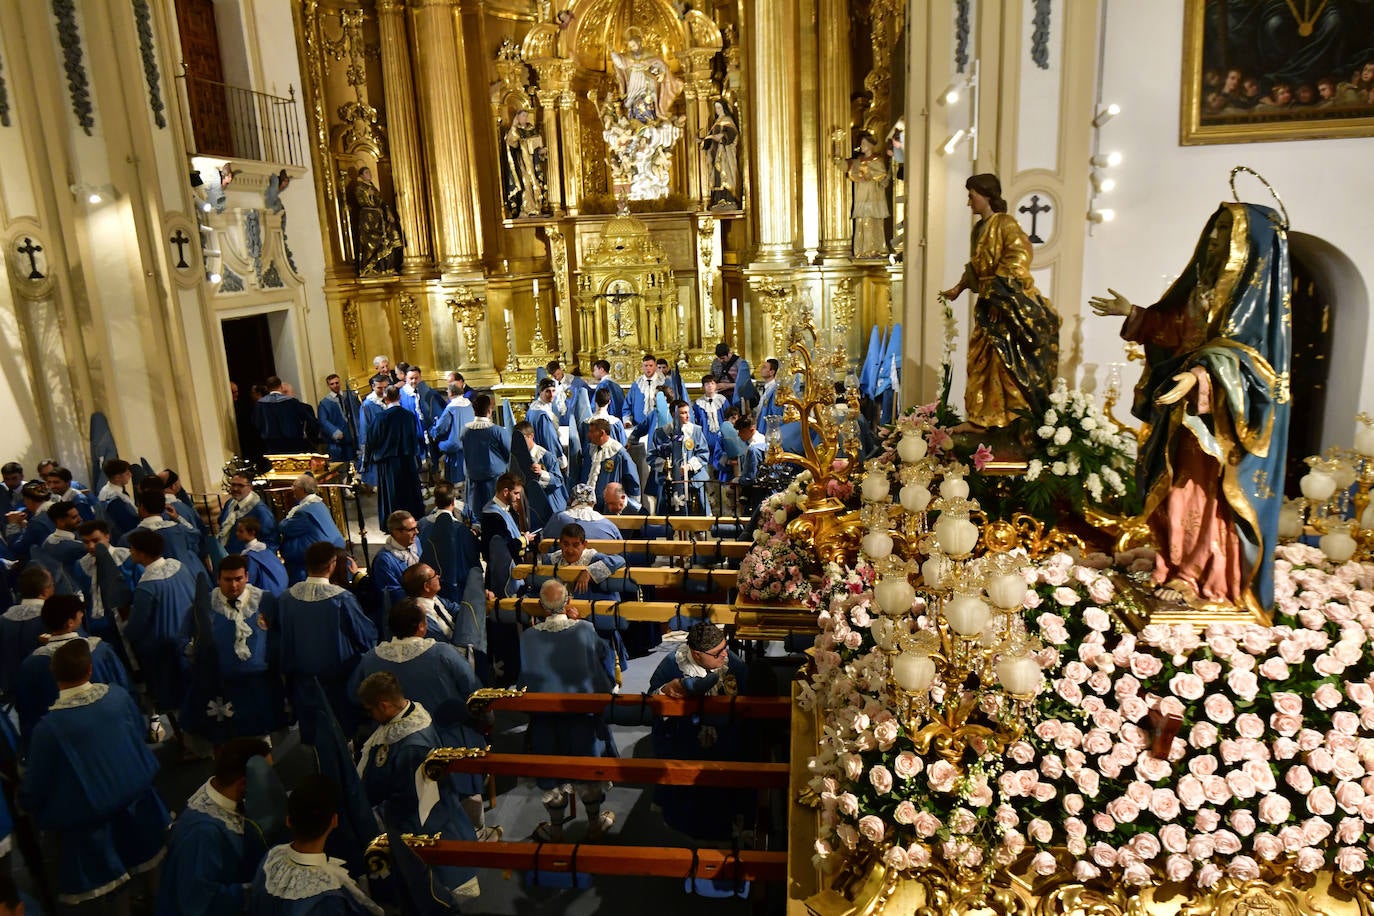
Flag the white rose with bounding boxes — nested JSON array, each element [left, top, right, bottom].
[[1044, 409, 1059, 425], [1026, 459, 1043, 481], [1054, 427, 1072, 446], [1052, 461, 1068, 477], [774, 510, 788, 525], [1038, 425, 1056, 440], [1080, 417, 1097, 431]]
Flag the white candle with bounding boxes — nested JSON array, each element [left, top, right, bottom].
[[533, 279, 539, 299]]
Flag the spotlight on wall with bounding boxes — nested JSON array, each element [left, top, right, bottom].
[[87, 192, 103, 204], [1091, 171, 1117, 193], [941, 129, 969, 156], [1091, 151, 1123, 168], [201, 201, 213, 213], [208, 271, 223, 284], [1092, 103, 1121, 127], [1087, 208, 1116, 224]]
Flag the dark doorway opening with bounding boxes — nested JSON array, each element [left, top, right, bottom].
[[1285, 252, 1332, 496], [222, 314, 277, 392]]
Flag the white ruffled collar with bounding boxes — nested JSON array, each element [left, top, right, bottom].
[[356, 701, 432, 775], [243, 539, 267, 553], [98, 483, 135, 505], [46, 529, 76, 543], [4, 599, 44, 621], [34, 632, 102, 658], [260, 845, 382, 913], [51, 681, 109, 710], [533, 612, 581, 633], [186, 780, 245, 835], [383, 536, 418, 562], [466, 417, 494, 430], [375, 637, 436, 663], [674, 641, 710, 679], [140, 557, 184, 582], [285, 493, 324, 520], [289, 577, 344, 602]]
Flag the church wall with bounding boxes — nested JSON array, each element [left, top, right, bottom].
[[1079, 0, 1374, 454]]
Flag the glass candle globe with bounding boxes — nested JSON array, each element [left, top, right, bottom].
[[1277, 503, 1304, 541], [897, 431, 928, 464], [1334, 461, 1359, 490], [939, 475, 970, 500], [987, 572, 1026, 610], [934, 514, 979, 557], [861, 472, 891, 502], [862, 529, 894, 560], [1320, 524, 1357, 564], [899, 482, 932, 514], [945, 592, 990, 636], [996, 653, 1043, 696], [875, 576, 916, 617], [1356, 423, 1374, 457], [1300, 469, 1337, 502], [892, 650, 936, 693], [921, 553, 952, 589]]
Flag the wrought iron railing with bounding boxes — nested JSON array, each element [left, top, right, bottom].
[[180, 73, 303, 168]]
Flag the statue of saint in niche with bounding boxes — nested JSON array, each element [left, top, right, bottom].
[[349, 166, 403, 276], [503, 107, 549, 218], [700, 99, 740, 210], [611, 26, 683, 123], [847, 131, 890, 259]]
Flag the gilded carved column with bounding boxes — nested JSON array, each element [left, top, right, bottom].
[[536, 90, 563, 214], [376, 0, 432, 273], [817, 0, 853, 260], [408, 0, 482, 274], [558, 87, 583, 213], [749, 2, 802, 265]]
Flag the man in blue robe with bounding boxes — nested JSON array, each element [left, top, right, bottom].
[[248, 774, 383, 915], [709, 341, 742, 402], [601, 482, 645, 517], [431, 383, 474, 484], [236, 516, 289, 596], [527, 379, 567, 469], [97, 459, 139, 540], [584, 387, 628, 447], [368, 386, 424, 528], [217, 473, 279, 555], [648, 621, 753, 839], [21, 639, 169, 913], [254, 376, 318, 454], [44, 466, 94, 521], [156, 737, 273, 916], [757, 358, 783, 419], [125, 488, 204, 577], [479, 473, 535, 595], [3, 483, 55, 563], [34, 500, 89, 596], [401, 563, 486, 666], [355, 673, 480, 911], [512, 420, 567, 531], [694, 375, 729, 456], [127, 528, 198, 714], [77, 519, 139, 645], [15, 594, 131, 743], [356, 374, 390, 489], [583, 419, 641, 514], [732, 415, 768, 483], [274, 543, 377, 743], [180, 556, 285, 744], [278, 474, 345, 584], [0, 566, 52, 697], [460, 394, 511, 524], [543, 483, 623, 543], [399, 366, 431, 446], [623, 354, 664, 441], [317, 373, 361, 465], [372, 510, 420, 611], [535, 523, 633, 674], [591, 359, 626, 419], [518, 580, 618, 841], [649, 400, 713, 515], [417, 482, 465, 548], [0, 462, 23, 516], [349, 601, 491, 836]]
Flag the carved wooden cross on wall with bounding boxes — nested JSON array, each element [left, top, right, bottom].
[[16, 237, 43, 280], [1019, 194, 1051, 244], [169, 229, 191, 269]]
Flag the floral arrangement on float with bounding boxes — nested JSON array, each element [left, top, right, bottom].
[[1019, 378, 1139, 518], [798, 411, 1374, 915], [738, 472, 820, 604]]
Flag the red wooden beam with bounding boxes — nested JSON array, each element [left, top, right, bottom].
[[429, 752, 789, 788], [407, 840, 787, 882], [472, 691, 792, 719]]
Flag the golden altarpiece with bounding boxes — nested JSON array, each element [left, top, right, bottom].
[[292, 0, 906, 394]]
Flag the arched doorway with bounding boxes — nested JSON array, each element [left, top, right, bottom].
[[1284, 252, 1330, 494]]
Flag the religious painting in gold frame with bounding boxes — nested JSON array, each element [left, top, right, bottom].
[[1180, 0, 1374, 145]]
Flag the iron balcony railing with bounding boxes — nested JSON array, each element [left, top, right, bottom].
[[180, 73, 304, 168]]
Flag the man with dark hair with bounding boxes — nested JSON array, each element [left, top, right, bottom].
[[431, 383, 475, 485], [709, 341, 741, 399], [480, 473, 535, 595], [318, 372, 361, 464], [253, 376, 317, 454], [649, 399, 712, 515], [355, 672, 482, 905], [218, 472, 278, 555], [527, 378, 567, 471], [44, 465, 94, 521], [461, 393, 511, 522], [4, 482, 55, 562], [0, 462, 24, 515], [278, 474, 344, 585], [625, 353, 663, 439], [248, 774, 380, 913], [21, 638, 169, 912], [180, 555, 284, 745], [127, 528, 198, 713], [15, 594, 131, 741], [78, 519, 139, 643], [585, 386, 628, 446], [373, 510, 420, 608], [733, 414, 768, 482], [0, 566, 53, 696], [513, 418, 567, 531], [368, 385, 424, 527], [274, 542, 377, 743], [590, 358, 625, 419], [97, 458, 139, 538], [126, 487, 203, 572], [235, 515, 289, 596], [356, 373, 391, 490], [583, 418, 640, 513], [157, 736, 273, 915], [758, 357, 783, 419]]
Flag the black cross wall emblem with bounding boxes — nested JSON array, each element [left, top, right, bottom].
[[16, 237, 43, 280], [1019, 194, 1051, 244], [169, 229, 191, 269]]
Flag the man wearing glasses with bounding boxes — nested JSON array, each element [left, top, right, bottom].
[[372, 511, 420, 609]]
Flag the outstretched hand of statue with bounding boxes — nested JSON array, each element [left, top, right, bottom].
[[1155, 371, 1198, 407], [1089, 288, 1134, 318]]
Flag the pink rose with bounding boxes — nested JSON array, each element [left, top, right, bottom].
[[1160, 823, 1188, 854], [1064, 793, 1084, 815], [1272, 713, 1304, 737], [835, 824, 858, 848], [1187, 834, 1216, 860], [1009, 741, 1035, 765], [1195, 807, 1221, 833], [1032, 782, 1057, 802], [906, 843, 930, 867], [1314, 683, 1344, 710], [840, 753, 864, 781], [1028, 818, 1053, 844], [1336, 782, 1365, 814], [1226, 669, 1260, 701], [1302, 816, 1333, 846], [882, 845, 910, 871], [1107, 796, 1141, 824], [1040, 754, 1064, 780], [1244, 759, 1277, 794], [1202, 775, 1233, 805], [913, 811, 941, 838], [893, 751, 922, 780], [1337, 816, 1363, 843], [1335, 711, 1361, 736], [1227, 856, 1261, 881], [1212, 829, 1242, 854], [1337, 847, 1369, 874], [1259, 657, 1290, 680], [1136, 755, 1172, 783], [1089, 842, 1117, 867], [1308, 785, 1338, 816], [1165, 854, 1193, 882], [1230, 809, 1257, 836], [1315, 654, 1347, 677], [858, 814, 885, 843], [1148, 788, 1180, 821], [1074, 768, 1101, 797], [1122, 862, 1154, 886], [837, 793, 859, 817], [1234, 713, 1265, 740], [1178, 775, 1207, 810], [1073, 860, 1101, 882], [1063, 816, 1087, 839], [1032, 851, 1058, 875], [1083, 729, 1113, 756], [1253, 833, 1284, 861], [1190, 755, 1218, 777], [1169, 672, 1205, 700], [1193, 659, 1222, 682], [1093, 812, 1114, 832], [1258, 793, 1292, 825], [1131, 654, 1163, 678], [1272, 692, 1304, 717], [1191, 722, 1220, 749], [873, 719, 899, 751], [1297, 847, 1325, 872], [1226, 770, 1258, 800], [1126, 781, 1153, 807], [927, 760, 957, 793], [868, 765, 893, 795], [1203, 694, 1235, 724], [1128, 832, 1162, 862], [1309, 747, 1336, 774], [893, 801, 918, 825]]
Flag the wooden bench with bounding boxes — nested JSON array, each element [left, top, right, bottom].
[[465, 688, 792, 720], [536, 538, 754, 559], [492, 597, 737, 624], [607, 515, 746, 536], [513, 564, 739, 589], [424, 748, 789, 788]]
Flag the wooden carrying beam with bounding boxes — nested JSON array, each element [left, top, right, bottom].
[[402, 838, 787, 882], [513, 564, 739, 589], [492, 598, 737, 624], [536, 538, 754, 558], [466, 688, 792, 719], [425, 749, 789, 787], [607, 515, 745, 534]]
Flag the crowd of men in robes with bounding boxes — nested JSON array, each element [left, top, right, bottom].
[[0, 333, 901, 913]]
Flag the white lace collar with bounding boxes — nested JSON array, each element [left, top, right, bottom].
[[285, 493, 324, 519], [186, 780, 245, 835], [140, 557, 184, 582], [99, 483, 135, 505], [466, 417, 494, 430], [533, 612, 581, 633], [243, 539, 268, 553], [289, 577, 344, 602], [79, 545, 129, 573], [565, 505, 603, 521], [356, 701, 432, 775], [219, 491, 262, 546], [425, 509, 457, 524], [530, 443, 547, 463], [260, 845, 382, 913], [375, 637, 436, 663], [383, 536, 419, 564], [139, 516, 177, 531], [212, 586, 264, 661], [635, 373, 662, 394], [365, 392, 386, 407], [450, 395, 471, 408], [696, 394, 725, 409], [4, 599, 44, 621], [34, 632, 102, 658], [51, 681, 109, 710], [46, 528, 76, 543], [674, 641, 710, 678]]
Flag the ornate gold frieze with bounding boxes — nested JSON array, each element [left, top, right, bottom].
[[398, 292, 421, 351], [341, 298, 360, 358], [446, 288, 485, 365]]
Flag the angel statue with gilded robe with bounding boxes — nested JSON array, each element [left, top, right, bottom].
[[502, 107, 548, 219], [612, 26, 683, 123], [1090, 201, 1291, 614]]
